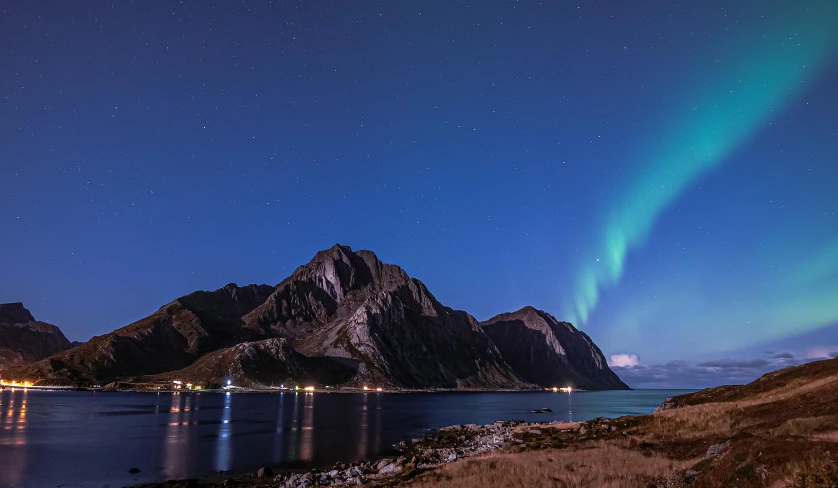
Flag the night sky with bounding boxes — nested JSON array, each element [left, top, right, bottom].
[[2, 1, 837, 387]]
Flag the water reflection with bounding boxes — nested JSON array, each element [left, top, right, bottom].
[[0, 389, 29, 487], [567, 393, 573, 422], [214, 392, 232, 473], [272, 393, 286, 464], [299, 392, 314, 462], [357, 393, 369, 458], [163, 393, 200, 480], [287, 392, 301, 460]]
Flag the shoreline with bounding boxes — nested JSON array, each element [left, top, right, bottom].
[[1, 385, 606, 394], [136, 418, 585, 488]]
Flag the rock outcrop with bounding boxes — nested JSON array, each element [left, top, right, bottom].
[[0, 303, 73, 370], [480, 306, 628, 390]]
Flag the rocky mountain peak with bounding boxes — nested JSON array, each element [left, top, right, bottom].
[[0, 302, 36, 325], [243, 246, 413, 337], [481, 306, 627, 390]]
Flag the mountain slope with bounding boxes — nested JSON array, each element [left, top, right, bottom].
[[481, 306, 628, 390], [0, 303, 72, 370], [154, 338, 355, 388], [3, 284, 273, 385]]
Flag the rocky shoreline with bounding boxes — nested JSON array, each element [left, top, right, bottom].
[[273, 420, 535, 487], [141, 418, 593, 488]]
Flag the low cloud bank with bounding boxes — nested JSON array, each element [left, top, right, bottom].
[[608, 348, 836, 389]]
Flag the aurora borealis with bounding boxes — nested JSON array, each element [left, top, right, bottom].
[[1, 0, 837, 386], [566, 1, 838, 326]]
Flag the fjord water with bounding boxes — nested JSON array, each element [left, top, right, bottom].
[[0, 389, 690, 488]]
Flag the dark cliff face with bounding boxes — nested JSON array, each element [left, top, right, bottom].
[[481, 306, 628, 390], [0, 303, 72, 370], [249, 245, 525, 388], [242, 245, 410, 339], [294, 258, 525, 389], [0, 302, 36, 325]]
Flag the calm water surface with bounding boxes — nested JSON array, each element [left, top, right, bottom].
[[0, 388, 691, 488]]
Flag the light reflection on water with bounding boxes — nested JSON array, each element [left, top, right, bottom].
[[215, 392, 232, 473], [0, 389, 690, 487], [0, 389, 28, 487], [164, 392, 202, 480], [300, 392, 314, 462]]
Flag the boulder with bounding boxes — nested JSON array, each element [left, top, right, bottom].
[[379, 463, 403, 475], [704, 440, 731, 459]]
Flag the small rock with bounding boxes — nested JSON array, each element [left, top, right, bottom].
[[757, 465, 769, 480], [579, 426, 588, 434], [128, 467, 141, 474], [375, 459, 393, 470], [257, 466, 274, 478], [684, 469, 697, 482], [326, 469, 339, 478], [704, 440, 731, 459], [379, 463, 403, 475]]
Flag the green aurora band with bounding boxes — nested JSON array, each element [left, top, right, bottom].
[[567, 1, 838, 327]]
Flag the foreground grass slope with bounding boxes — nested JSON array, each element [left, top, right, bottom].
[[407, 356, 838, 488]]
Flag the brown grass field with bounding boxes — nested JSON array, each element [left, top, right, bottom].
[[404, 357, 838, 488]]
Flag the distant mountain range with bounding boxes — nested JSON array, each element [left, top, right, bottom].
[[1, 245, 627, 390]]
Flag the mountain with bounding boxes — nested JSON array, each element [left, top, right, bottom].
[[481, 306, 628, 390], [6, 245, 625, 390], [0, 303, 73, 370], [246, 245, 525, 388], [154, 337, 355, 388], [3, 284, 274, 385]]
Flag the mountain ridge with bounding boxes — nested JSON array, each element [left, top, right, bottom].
[[1, 245, 627, 390]]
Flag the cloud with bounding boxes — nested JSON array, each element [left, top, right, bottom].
[[803, 346, 838, 360], [608, 354, 639, 368], [612, 347, 836, 389], [697, 359, 770, 369]]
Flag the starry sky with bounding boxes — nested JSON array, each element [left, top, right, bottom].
[[2, 1, 837, 387]]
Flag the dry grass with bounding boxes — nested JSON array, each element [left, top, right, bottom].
[[772, 416, 838, 438], [738, 376, 838, 407], [646, 403, 740, 442], [408, 444, 698, 488], [811, 432, 838, 442], [513, 422, 580, 434], [774, 456, 838, 488]]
